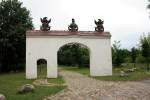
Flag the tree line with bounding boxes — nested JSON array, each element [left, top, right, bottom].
[[112, 34, 150, 70], [0, 0, 33, 72]]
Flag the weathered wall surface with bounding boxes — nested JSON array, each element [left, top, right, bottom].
[[26, 31, 112, 79]]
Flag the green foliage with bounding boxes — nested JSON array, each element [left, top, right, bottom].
[[58, 43, 89, 68], [0, 0, 33, 72], [124, 57, 132, 63], [136, 55, 146, 63], [112, 41, 121, 66], [140, 34, 150, 70], [131, 47, 137, 67], [131, 47, 137, 63], [112, 41, 130, 67]]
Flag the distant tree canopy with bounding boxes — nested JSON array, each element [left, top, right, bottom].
[[58, 43, 89, 68], [112, 34, 150, 69], [131, 47, 138, 67], [0, 0, 33, 72], [131, 47, 137, 63], [112, 41, 130, 67], [140, 34, 150, 70]]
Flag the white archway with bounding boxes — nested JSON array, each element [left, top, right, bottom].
[[26, 31, 112, 79]]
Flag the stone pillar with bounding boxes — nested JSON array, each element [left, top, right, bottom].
[[47, 51, 57, 78], [90, 39, 112, 76]]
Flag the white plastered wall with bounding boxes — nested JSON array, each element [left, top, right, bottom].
[[26, 35, 112, 79]]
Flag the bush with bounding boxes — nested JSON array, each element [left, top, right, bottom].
[[136, 55, 145, 63], [58, 43, 89, 68]]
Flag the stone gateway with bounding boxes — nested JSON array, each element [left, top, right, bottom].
[[26, 31, 112, 79]]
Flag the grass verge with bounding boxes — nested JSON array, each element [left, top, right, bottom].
[[61, 66, 150, 81], [0, 72, 65, 100]]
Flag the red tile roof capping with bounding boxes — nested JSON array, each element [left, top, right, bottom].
[[26, 30, 111, 37]]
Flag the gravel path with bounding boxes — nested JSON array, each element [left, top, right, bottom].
[[46, 70, 150, 100], [142, 78, 150, 85]]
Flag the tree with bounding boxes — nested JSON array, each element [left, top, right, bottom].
[[112, 41, 124, 67], [131, 47, 137, 67], [0, 0, 33, 72], [58, 43, 89, 68], [140, 34, 150, 70]]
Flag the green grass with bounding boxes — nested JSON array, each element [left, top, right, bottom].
[[61, 67, 90, 75], [62, 66, 150, 81], [47, 76, 64, 85], [0, 66, 65, 100], [94, 68, 150, 81]]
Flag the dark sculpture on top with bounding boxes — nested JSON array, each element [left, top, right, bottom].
[[94, 19, 104, 32], [40, 17, 51, 31], [68, 18, 78, 32]]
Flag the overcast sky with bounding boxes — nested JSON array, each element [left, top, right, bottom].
[[18, 0, 150, 49]]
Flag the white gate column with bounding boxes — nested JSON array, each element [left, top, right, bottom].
[[26, 56, 37, 79], [90, 39, 112, 76], [47, 51, 57, 78]]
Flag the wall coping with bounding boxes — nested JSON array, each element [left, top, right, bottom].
[[26, 30, 111, 38]]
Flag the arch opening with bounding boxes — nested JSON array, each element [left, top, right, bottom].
[[37, 59, 47, 78], [57, 42, 90, 69]]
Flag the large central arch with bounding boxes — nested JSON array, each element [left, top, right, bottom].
[[57, 42, 90, 68], [26, 31, 112, 79]]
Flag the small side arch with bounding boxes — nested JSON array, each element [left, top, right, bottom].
[[37, 58, 47, 78]]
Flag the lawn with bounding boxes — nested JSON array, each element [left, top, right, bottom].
[[0, 65, 65, 100], [60, 66, 90, 75], [62, 66, 150, 81]]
